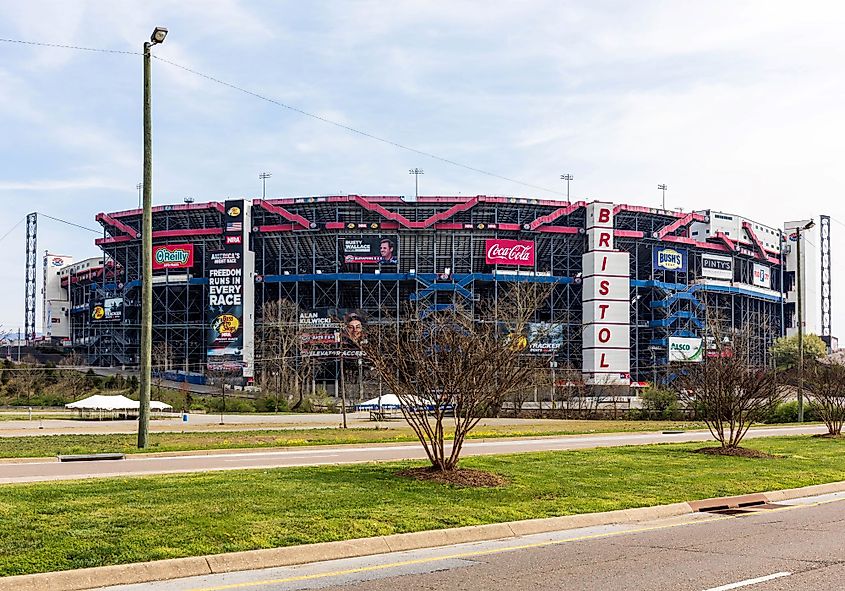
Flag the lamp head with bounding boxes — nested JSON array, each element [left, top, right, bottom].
[[150, 27, 168, 45]]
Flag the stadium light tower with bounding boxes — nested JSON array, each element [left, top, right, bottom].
[[259, 172, 272, 199], [560, 174, 573, 200], [657, 184, 668, 210], [409, 168, 424, 199], [139, 25, 168, 450]]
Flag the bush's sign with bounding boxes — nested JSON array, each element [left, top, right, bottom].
[[153, 244, 194, 270], [653, 247, 687, 272], [701, 254, 733, 280], [485, 239, 535, 267], [668, 337, 703, 362]]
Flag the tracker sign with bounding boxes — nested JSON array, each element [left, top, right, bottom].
[[485, 239, 535, 267], [152, 244, 194, 270]]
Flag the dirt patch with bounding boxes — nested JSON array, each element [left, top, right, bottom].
[[693, 446, 778, 459], [396, 467, 508, 488], [813, 433, 844, 439]]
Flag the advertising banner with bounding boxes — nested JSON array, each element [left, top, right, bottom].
[[752, 263, 771, 288], [527, 323, 563, 355], [207, 250, 244, 370], [701, 254, 733, 280], [91, 297, 123, 322], [207, 200, 247, 372], [653, 247, 687, 273], [485, 239, 535, 267], [153, 244, 195, 270], [343, 237, 398, 264], [668, 337, 704, 362]]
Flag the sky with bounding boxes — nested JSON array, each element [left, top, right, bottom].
[[1, 0, 844, 337]]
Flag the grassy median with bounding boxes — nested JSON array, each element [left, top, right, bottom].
[[0, 420, 710, 459], [1, 435, 843, 577]]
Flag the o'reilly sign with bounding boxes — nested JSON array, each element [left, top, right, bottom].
[[668, 337, 703, 362], [701, 254, 733, 280], [153, 244, 195, 270]]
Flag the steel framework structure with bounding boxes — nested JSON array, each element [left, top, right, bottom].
[[69, 196, 786, 385]]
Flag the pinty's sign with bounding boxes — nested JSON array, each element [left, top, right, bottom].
[[485, 239, 535, 266]]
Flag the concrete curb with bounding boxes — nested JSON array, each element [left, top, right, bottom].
[[3, 480, 844, 591]]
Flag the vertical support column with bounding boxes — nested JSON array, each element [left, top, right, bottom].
[[582, 202, 630, 386], [24, 212, 37, 343], [820, 214, 831, 339]]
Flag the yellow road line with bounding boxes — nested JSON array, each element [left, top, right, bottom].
[[186, 495, 845, 591]]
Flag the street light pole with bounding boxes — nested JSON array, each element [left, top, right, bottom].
[[139, 26, 168, 450], [657, 184, 667, 210], [795, 219, 814, 423], [259, 172, 272, 199], [560, 174, 573, 200], [409, 168, 424, 199]]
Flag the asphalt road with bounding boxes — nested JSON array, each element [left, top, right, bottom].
[[0, 425, 826, 484], [99, 491, 845, 591]]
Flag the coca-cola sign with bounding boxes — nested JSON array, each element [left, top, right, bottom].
[[485, 239, 535, 267]]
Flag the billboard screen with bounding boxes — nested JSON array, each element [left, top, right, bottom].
[[207, 199, 248, 372], [207, 250, 244, 370], [485, 239, 535, 267], [91, 297, 123, 322], [527, 322, 563, 355], [153, 244, 195, 270], [752, 263, 771, 288], [701, 254, 733, 280], [653, 247, 687, 272], [669, 337, 704, 362], [343, 237, 398, 264]]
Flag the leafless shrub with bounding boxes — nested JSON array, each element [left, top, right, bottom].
[[362, 283, 552, 471], [803, 360, 845, 436], [672, 314, 785, 449]]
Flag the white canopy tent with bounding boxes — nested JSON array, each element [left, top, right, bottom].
[[66, 395, 173, 418], [356, 394, 402, 410]]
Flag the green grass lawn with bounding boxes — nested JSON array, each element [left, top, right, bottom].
[[0, 420, 713, 459], [1, 435, 843, 577]]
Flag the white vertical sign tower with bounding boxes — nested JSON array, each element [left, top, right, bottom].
[[582, 202, 630, 385]]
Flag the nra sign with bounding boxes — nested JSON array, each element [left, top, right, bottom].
[[152, 244, 195, 270], [485, 239, 535, 267]]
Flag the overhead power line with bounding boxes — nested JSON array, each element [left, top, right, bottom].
[[0, 217, 25, 245], [0, 36, 568, 198], [0, 37, 139, 55], [38, 213, 100, 234]]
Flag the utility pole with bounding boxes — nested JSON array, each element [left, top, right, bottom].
[[259, 172, 272, 199], [657, 184, 667, 210], [560, 174, 573, 200], [139, 26, 168, 450], [795, 219, 815, 423], [409, 168, 424, 199]]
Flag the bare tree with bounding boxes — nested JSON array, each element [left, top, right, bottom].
[[256, 299, 314, 411], [12, 355, 42, 405], [802, 360, 845, 437], [151, 342, 172, 401], [672, 315, 785, 450], [362, 284, 552, 471], [59, 353, 87, 401], [205, 365, 236, 424]]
